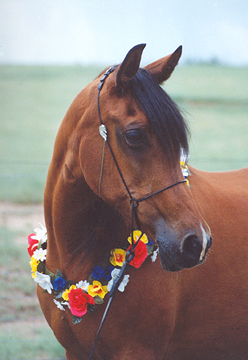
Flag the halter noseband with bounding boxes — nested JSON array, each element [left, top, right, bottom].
[[88, 67, 186, 360]]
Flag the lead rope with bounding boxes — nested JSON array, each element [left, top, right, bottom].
[[88, 67, 186, 359]]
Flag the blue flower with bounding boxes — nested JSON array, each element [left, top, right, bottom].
[[92, 265, 104, 280], [104, 265, 114, 281], [147, 238, 154, 246], [53, 276, 66, 291]]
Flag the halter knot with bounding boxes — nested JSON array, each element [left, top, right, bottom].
[[130, 198, 139, 208]]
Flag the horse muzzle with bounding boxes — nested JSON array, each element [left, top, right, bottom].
[[155, 221, 212, 272]]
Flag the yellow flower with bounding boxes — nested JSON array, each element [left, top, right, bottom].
[[127, 230, 148, 245], [109, 248, 126, 267], [180, 161, 190, 188], [62, 285, 77, 301], [180, 160, 187, 170], [30, 256, 39, 279], [88, 281, 108, 299]]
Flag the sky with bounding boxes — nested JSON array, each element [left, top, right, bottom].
[[0, 0, 248, 66]]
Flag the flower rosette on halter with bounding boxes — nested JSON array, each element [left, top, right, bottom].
[[28, 226, 157, 324]]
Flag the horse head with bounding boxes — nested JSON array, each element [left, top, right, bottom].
[[64, 44, 212, 272]]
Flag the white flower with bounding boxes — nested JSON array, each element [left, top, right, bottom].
[[34, 272, 53, 294], [181, 165, 191, 178], [151, 248, 159, 263], [76, 280, 89, 291], [32, 223, 47, 244], [33, 248, 47, 262], [107, 268, 129, 293], [180, 148, 189, 164], [61, 301, 69, 307], [53, 299, 65, 311]]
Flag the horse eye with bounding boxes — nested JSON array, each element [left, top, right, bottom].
[[125, 129, 145, 146]]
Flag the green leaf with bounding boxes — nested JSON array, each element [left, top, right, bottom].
[[72, 315, 83, 325], [147, 245, 155, 256], [88, 304, 97, 313], [37, 261, 45, 273], [66, 280, 75, 286], [94, 296, 104, 305], [88, 274, 94, 284], [50, 274, 56, 283], [56, 269, 64, 278], [54, 290, 64, 299]]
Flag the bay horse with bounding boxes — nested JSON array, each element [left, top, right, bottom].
[[37, 44, 248, 359]]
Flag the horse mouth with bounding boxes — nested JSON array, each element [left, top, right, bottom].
[[157, 246, 183, 272]]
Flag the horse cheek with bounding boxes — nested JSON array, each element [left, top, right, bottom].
[[79, 136, 102, 195]]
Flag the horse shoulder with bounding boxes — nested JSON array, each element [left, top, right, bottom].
[[164, 167, 248, 359], [189, 166, 248, 210]]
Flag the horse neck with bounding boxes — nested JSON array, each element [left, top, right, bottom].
[[44, 159, 127, 279]]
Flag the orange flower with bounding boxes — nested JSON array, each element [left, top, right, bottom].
[[29, 256, 38, 278], [127, 230, 148, 245], [109, 248, 126, 267], [62, 285, 77, 301], [87, 281, 108, 299]]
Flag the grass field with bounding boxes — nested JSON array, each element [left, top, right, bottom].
[[0, 64, 248, 202], [0, 64, 248, 359], [0, 203, 65, 359]]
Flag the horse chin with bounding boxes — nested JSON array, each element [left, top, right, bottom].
[[159, 251, 183, 272], [157, 239, 210, 272]]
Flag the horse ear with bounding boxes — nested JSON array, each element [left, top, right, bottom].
[[116, 44, 146, 92], [145, 45, 182, 84]]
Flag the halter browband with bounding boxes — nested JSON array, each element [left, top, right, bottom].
[[88, 67, 186, 360]]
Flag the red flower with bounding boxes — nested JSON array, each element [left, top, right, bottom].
[[27, 233, 39, 257], [68, 288, 95, 317], [127, 240, 148, 268]]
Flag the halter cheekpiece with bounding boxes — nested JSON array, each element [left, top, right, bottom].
[[97, 66, 187, 245]]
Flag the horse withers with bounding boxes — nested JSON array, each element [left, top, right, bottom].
[[36, 44, 248, 359]]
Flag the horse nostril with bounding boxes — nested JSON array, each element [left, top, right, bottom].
[[181, 235, 202, 263], [207, 236, 213, 252]]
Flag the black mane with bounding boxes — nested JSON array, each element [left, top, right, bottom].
[[130, 68, 189, 159]]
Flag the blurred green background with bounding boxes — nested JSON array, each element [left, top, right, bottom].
[[1, 64, 248, 203]]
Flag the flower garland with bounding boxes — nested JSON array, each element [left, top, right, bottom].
[[28, 155, 190, 325], [28, 225, 158, 325]]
